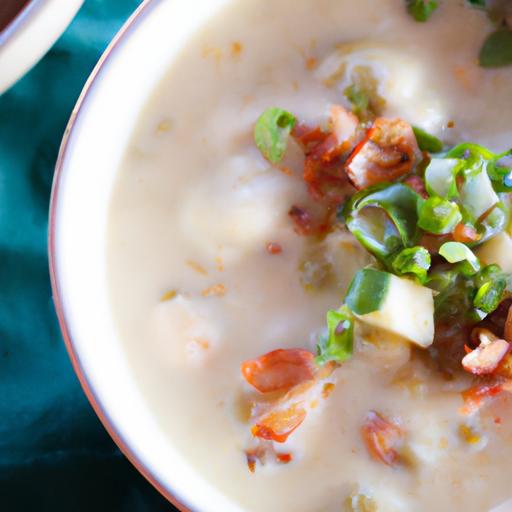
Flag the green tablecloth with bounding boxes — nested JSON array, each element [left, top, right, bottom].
[[0, 1, 174, 509]]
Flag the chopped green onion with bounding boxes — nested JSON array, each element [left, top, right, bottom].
[[254, 107, 296, 163], [475, 264, 503, 288], [479, 30, 512, 69], [406, 0, 439, 22], [478, 200, 510, 243], [473, 264, 507, 314], [429, 268, 473, 320], [391, 246, 431, 284], [474, 280, 506, 314], [439, 242, 481, 273], [316, 306, 354, 365], [412, 126, 444, 153], [345, 183, 421, 261], [424, 158, 461, 199], [488, 150, 512, 192], [345, 268, 391, 315], [459, 168, 499, 221], [418, 197, 462, 234]]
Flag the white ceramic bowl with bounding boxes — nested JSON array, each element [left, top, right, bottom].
[[0, 0, 84, 94], [49, 1, 244, 511]]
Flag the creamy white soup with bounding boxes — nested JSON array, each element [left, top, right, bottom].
[[107, 1, 512, 510]]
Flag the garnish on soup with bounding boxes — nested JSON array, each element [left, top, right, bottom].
[[242, 88, 512, 468]]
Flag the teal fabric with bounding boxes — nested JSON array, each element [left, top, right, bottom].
[[0, 1, 174, 510]]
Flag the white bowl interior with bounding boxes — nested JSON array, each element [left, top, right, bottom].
[[52, 1, 242, 510]]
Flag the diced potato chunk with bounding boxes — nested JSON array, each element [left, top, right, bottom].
[[356, 275, 435, 348], [476, 232, 512, 273]]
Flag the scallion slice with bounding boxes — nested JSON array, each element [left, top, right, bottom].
[[391, 246, 431, 284], [439, 241, 481, 273], [418, 197, 462, 234], [316, 306, 354, 364], [345, 268, 391, 315], [254, 107, 296, 163]]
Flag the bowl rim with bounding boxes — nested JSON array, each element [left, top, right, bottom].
[[0, 0, 84, 94], [0, 0, 40, 43], [48, 1, 191, 510]]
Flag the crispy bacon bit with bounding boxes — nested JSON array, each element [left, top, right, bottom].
[[453, 223, 481, 243], [403, 174, 428, 199], [361, 411, 405, 466], [346, 118, 421, 190], [292, 123, 326, 146], [276, 452, 293, 464], [252, 403, 307, 443], [460, 382, 508, 415], [266, 242, 282, 255], [244, 443, 293, 472], [297, 106, 358, 205], [245, 449, 260, 473], [462, 329, 510, 376], [245, 360, 336, 444], [241, 348, 316, 393], [288, 205, 315, 235]]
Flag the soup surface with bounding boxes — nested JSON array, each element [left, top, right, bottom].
[[108, 1, 512, 510]]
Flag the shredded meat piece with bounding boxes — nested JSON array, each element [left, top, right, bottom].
[[252, 403, 307, 443], [462, 329, 510, 376], [241, 348, 316, 393], [294, 106, 358, 206], [460, 381, 512, 415], [361, 411, 405, 466], [346, 118, 421, 190], [242, 353, 337, 444]]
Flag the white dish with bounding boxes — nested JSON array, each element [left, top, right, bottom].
[[0, 0, 83, 94], [50, 0, 512, 511]]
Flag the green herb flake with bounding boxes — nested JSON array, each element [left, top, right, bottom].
[[424, 158, 461, 199], [254, 107, 296, 164], [406, 0, 439, 22], [391, 246, 431, 283], [474, 280, 506, 313], [418, 197, 462, 235], [345, 268, 391, 315], [479, 30, 512, 68], [439, 242, 481, 273], [413, 126, 444, 153], [316, 306, 354, 365], [345, 183, 422, 261], [467, 0, 486, 8]]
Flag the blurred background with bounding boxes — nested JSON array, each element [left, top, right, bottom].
[[0, 1, 175, 510]]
